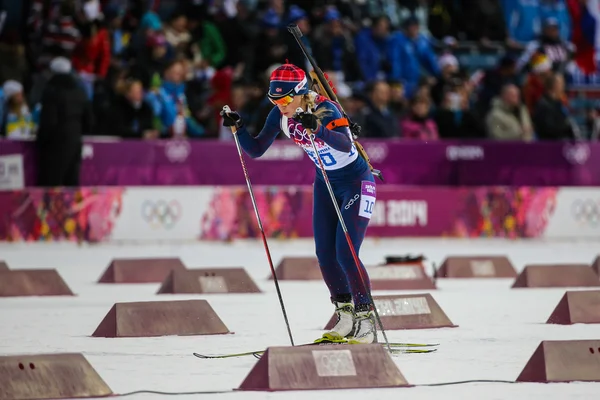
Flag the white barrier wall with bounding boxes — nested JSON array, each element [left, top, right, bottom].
[[0, 186, 598, 242]]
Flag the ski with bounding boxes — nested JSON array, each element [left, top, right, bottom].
[[193, 342, 439, 359]]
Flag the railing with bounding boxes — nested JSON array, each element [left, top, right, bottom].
[[1, 139, 598, 187]]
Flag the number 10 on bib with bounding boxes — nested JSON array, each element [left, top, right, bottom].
[[359, 181, 376, 219]]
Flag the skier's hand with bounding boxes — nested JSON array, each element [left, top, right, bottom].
[[293, 110, 319, 132], [220, 105, 243, 129]]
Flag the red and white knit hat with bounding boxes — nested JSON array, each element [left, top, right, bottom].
[[268, 63, 309, 98]]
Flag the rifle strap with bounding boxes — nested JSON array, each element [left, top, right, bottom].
[[325, 118, 349, 130]]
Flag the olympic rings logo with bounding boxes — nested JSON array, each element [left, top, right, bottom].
[[344, 194, 360, 210], [141, 200, 182, 229], [571, 199, 600, 227]]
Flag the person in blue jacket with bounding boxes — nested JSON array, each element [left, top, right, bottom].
[[220, 63, 377, 344], [503, 0, 542, 45], [539, 0, 571, 41], [354, 16, 396, 82], [390, 17, 440, 98], [145, 61, 204, 137]]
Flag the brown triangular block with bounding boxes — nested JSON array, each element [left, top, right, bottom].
[[0, 261, 8, 271], [368, 265, 436, 290], [517, 340, 600, 382], [593, 256, 600, 276], [92, 299, 230, 337], [238, 344, 410, 391], [436, 256, 517, 278], [269, 257, 322, 280], [0, 270, 74, 297], [547, 291, 600, 324], [98, 257, 186, 283], [0, 353, 112, 399], [512, 264, 600, 288], [157, 268, 261, 294], [325, 293, 456, 330]]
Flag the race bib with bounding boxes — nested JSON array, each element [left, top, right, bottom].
[[359, 181, 376, 219]]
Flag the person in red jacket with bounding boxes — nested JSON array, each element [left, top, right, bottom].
[[71, 19, 111, 99]]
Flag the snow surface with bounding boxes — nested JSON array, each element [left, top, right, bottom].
[[1, 238, 600, 400]]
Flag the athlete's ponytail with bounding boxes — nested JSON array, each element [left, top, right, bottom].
[[302, 92, 331, 123]]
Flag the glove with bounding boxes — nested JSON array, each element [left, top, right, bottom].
[[220, 106, 243, 129], [294, 110, 319, 131]]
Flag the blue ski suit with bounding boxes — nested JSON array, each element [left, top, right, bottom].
[[236, 95, 375, 308]]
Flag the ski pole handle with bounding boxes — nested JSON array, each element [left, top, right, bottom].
[[222, 105, 238, 134]]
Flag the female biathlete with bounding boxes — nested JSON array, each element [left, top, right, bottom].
[[220, 64, 377, 344]]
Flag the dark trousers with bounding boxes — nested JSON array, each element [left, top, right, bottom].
[[37, 143, 82, 187], [313, 169, 375, 308]]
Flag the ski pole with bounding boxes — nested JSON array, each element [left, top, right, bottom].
[[298, 107, 392, 354], [224, 106, 295, 346]]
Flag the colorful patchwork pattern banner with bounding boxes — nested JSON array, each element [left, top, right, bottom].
[[0, 185, 589, 242]]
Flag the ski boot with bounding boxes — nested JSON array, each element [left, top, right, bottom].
[[347, 307, 377, 344], [315, 299, 355, 344]]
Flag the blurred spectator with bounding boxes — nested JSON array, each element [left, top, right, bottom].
[[164, 12, 192, 58], [485, 84, 533, 140], [504, 0, 541, 47], [27, 0, 82, 70], [428, 0, 458, 40], [71, 19, 111, 99], [366, 0, 404, 30], [431, 53, 460, 106], [0, 37, 29, 86], [238, 80, 268, 136], [435, 82, 484, 139], [145, 59, 204, 138], [533, 73, 576, 140], [388, 80, 407, 117], [110, 78, 156, 139], [1, 80, 37, 139], [134, 10, 164, 56], [523, 53, 553, 113], [477, 55, 520, 116], [92, 65, 128, 134], [207, 67, 234, 136], [461, 0, 507, 43], [134, 32, 174, 88], [105, 6, 130, 63], [218, 77, 247, 140], [400, 95, 439, 140], [391, 17, 440, 98], [188, 7, 227, 77], [312, 7, 359, 91], [284, 5, 312, 73], [361, 80, 399, 138], [218, 0, 259, 81], [26, 0, 83, 106], [36, 57, 93, 187], [539, 0, 571, 41], [516, 17, 574, 72], [354, 16, 395, 83], [267, 0, 286, 19], [399, 0, 431, 36], [252, 10, 285, 79]]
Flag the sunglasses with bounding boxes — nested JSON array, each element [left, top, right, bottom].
[[268, 93, 295, 107]]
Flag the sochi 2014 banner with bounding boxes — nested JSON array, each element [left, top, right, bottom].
[[198, 186, 561, 240], [0, 186, 598, 242]]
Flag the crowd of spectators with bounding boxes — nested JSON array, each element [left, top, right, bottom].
[[0, 0, 597, 143]]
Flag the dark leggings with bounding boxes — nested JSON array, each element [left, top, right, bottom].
[[313, 173, 375, 308]]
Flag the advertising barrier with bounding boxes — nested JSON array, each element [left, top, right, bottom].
[[1, 139, 599, 187], [0, 154, 24, 190], [0, 185, 597, 242]]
